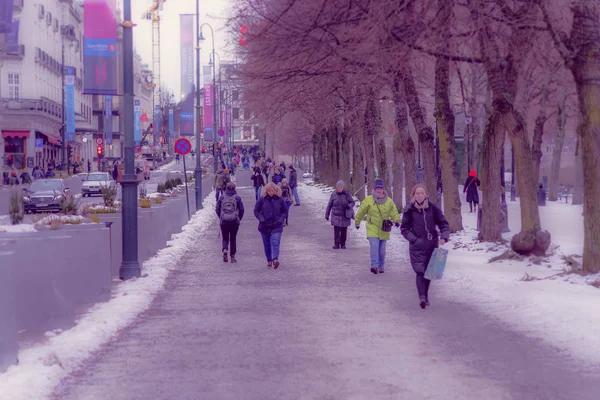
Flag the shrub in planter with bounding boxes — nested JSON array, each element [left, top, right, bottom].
[[61, 196, 81, 215], [164, 180, 173, 191], [9, 192, 24, 225], [139, 198, 151, 208], [157, 182, 167, 193], [101, 184, 118, 207]]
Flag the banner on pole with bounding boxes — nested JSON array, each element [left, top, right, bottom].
[[134, 99, 141, 145], [83, 0, 118, 95], [203, 84, 214, 141], [179, 14, 195, 136], [104, 95, 113, 145], [169, 107, 174, 138], [65, 67, 76, 142], [154, 105, 161, 144]]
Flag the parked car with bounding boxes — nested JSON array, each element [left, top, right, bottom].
[[23, 179, 72, 214], [81, 172, 115, 197]]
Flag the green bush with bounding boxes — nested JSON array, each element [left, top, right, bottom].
[[61, 196, 81, 215], [157, 183, 167, 193], [9, 192, 24, 225], [101, 184, 118, 207]]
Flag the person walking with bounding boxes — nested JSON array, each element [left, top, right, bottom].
[[463, 170, 480, 212], [112, 164, 119, 181], [280, 178, 293, 225], [254, 182, 288, 269], [216, 182, 245, 263], [288, 165, 301, 206], [400, 184, 450, 309], [251, 166, 265, 200], [325, 180, 355, 249], [354, 179, 400, 274], [272, 166, 285, 185], [214, 168, 230, 201]]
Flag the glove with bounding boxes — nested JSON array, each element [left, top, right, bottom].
[[355, 225, 360, 230], [394, 222, 400, 228], [439, 238, 448, 245], [325, 216, 329, 221]]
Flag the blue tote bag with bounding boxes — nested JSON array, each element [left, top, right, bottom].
[[424, 248, 449, 281]]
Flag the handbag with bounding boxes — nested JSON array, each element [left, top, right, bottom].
[[424, 248, 449, 280], [376, 203, 393, 232]]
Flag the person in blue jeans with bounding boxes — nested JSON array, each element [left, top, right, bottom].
[[251, 166, 265, 200], [254, 182, 288, 269], [288, 165, 301, 206], [354, 179, 400, 274]]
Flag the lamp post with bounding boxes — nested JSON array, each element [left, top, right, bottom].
[[119, 1, 141, 280], [209, 52, 223, 161], [199, 23, 218, 173], [60, 25, 76, 171], [194, 0, 203, 210]]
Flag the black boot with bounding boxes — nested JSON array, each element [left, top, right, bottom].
[[370, 267, 378, 275], [333, 244, 340, 249], [419, 296, 427, 309], [223, 250, 228, 263], [230, 255, 237, 263]]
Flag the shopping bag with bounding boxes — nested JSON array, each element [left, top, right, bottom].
[[424, 248, 449, 281]]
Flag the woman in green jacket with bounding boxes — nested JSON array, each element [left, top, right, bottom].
[[354, 179, 400, 274]]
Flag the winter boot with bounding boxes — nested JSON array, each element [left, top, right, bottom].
[[425, 297, 430, 306], [333, 244, 340, 249], [378, 267, 385, 274], [267, 261, 273, 268], [370, 267, 378, 275], [419, 296, 427, 309], [341, 245, 346, 249], [273, 259, 280, 269], [230, 255, 237, 263], [223, 250, 228, 263]]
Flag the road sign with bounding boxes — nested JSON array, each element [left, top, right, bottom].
[[174, 138, 192, 155], [218, 128, 225, 137], [96, 138, 104, 145]]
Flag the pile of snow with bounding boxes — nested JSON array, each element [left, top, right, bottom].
[[0, 192, 217, 399], [300, 182, 600, 366], [0, 224, 36, 233], [34, 215, 86, 226]]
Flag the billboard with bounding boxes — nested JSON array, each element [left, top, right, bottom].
[[65, 67, 76, 142], [83, 0, 118, 95], [134, 99, 141, 145], [179, 14, 195, 136], [203, 84, 214, 142]]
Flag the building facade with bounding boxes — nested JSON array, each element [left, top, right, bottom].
[[1, 0, 92, 175]]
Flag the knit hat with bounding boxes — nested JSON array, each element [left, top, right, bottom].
[[282, 178, 289, 184], [289, 165, 295, 170], [375, 179, 385, 189], [336, 180, 345, 188]]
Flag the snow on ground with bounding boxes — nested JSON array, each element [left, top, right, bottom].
[[0, 192, 217, 400], [300, 182, 600, 367], [0, 224, 36, 233]]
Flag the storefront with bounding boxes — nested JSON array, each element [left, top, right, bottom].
[[2, 130, 29, 170], [35, 131, 62, 170]]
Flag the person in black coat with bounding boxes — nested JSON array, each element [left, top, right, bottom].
[[401, 184, 450, 309], [216, 182, 245, 263], [463, 170, 480, 212], [251, 166, 265, 200], [325, 180, 355, 249], [288, 165, 300, 206], [254, 182, 288, 269]]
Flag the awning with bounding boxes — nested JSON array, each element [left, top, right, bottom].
[[36, 131, 62, 146], [2, 131, 30, 139]]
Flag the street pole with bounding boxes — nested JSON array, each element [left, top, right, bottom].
[[212, 38, 218, 174], [61, 32, 66, 171], [119, 1, 141, 280], [194, 0, 203, 210]]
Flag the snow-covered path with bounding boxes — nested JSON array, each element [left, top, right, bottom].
[[51, 187, 598, 400]]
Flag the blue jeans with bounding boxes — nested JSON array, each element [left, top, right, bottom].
[[255, 186, 262, 200], [291, 187, 300, 205], [367, 238, 387, 268], [261, 232, 282, 261]]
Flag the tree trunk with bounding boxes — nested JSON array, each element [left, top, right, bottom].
[[393, 72, 416, 205], [532, 72, 551, 185], [364, 93, 379, 193], [479, 113, 504, 241], [403, 67, 438, 205], [549, 87, 567, 201], [435, 52, 463, 232], [352, 134, 366, 201], [392, 133, 404, 211], [340, 127, 351, 190], [573, 138, 583, 205], [377, 138, 390, 190], [312, 134, 321, 182]]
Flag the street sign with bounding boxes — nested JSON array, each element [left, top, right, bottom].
[[174, 138, 192, 155], [218, 128, 225, 137], [96, 138, 104, 145], [35, 139, 43, 148]]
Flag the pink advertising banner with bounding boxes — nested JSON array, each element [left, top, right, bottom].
[[203, 84, 214, 141]]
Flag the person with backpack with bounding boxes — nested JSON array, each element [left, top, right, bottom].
[[216, 182, 245, 263], [280, 178, 293, 226], [254, 182, 288, 269], [251, 166, 265, 200], [214, 168, 230, 201], [354, 179, 401, 275]]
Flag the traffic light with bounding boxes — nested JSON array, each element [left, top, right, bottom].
[[67, 145, 73, 161], [201, 147, 205, 153], [97, 145, 103, 157]]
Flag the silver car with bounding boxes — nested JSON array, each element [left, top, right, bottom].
[[81, 172, 114, 197]]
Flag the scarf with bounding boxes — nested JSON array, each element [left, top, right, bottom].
[[372, 190, 388, 204], [413, 198, 430, 210]]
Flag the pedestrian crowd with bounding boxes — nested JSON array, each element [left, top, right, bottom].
[[213, 154, 450, 310]]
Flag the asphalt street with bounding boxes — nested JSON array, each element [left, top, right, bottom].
[[52, 187, 599, 400]]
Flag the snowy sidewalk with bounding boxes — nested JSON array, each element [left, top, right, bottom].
[[48, 186, 598, 400]]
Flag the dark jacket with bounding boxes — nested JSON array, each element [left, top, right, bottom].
[[289, 169, 298, 188], [251, 172, 265, 188], [401, 202, 450, 274], [463, 176, 480, 203], [281, 185, 292, 203], [215, 188, 245, 224], [325, 190, 355, 227], [254, 194, 288, 234], [272, 173, 284, 185]]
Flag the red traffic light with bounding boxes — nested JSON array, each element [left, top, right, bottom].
[[97, 145, 103, 156], [201, 147, 206, 153]]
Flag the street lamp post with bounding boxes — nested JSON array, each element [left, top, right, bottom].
[[61, 31, 66, 171], [199, 23, 218, 173], [119, 1, 141, 280], [194, 0, 203, 210]]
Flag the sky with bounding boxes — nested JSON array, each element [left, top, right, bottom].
[[125, 0, 233, 100]]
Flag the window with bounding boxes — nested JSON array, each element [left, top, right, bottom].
[[232, 107, 240, 120], [4, 137, 26, 170], [244, 108, 251, 120], [233, 127, 242, 140], [8, 73, 20, 100], [232, 90, 239, 101]]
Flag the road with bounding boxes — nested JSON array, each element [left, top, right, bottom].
[[51, 187, 599, 400]]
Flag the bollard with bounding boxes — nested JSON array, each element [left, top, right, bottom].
[[477, 205, 482, 231]]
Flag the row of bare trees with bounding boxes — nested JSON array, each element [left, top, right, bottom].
[[228, 0, 600, 273]]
